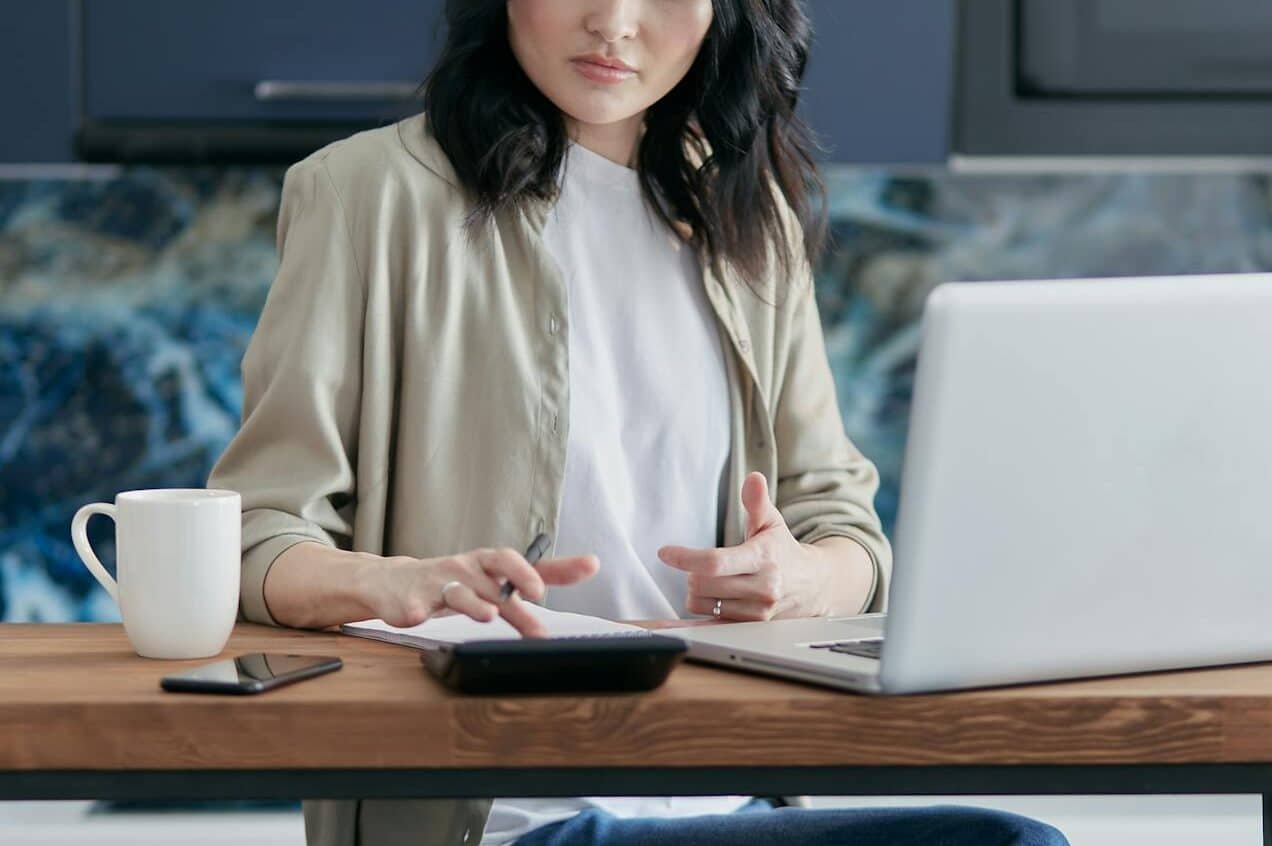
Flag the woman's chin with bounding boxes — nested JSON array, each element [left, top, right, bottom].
[[557, 97, 646, 129]]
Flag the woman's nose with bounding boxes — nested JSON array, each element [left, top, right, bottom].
[[584, 0, 639, 43]]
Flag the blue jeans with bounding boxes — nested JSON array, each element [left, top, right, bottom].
[[511, 797, 1069, 846]]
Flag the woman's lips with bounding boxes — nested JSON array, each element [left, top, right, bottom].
[[571, 59, 636, 84]]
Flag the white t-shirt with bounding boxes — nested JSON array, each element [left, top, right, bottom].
[[479, 142, 752, 845]]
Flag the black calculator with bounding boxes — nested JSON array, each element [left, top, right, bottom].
[[419, 632, 688, 694]]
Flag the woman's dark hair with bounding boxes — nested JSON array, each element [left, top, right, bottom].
[[421, 0, 828, 298]]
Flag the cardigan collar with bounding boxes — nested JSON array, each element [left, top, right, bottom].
[[396, 112, 462, 189]]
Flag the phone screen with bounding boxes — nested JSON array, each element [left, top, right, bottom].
[[161, 653, 342, 694]]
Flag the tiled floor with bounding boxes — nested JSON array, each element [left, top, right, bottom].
[[0, 801, 304, 845], [0, 796, 1260, 844], [811, 796, 1262, 846]]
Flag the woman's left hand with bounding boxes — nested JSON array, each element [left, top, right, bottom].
[[657, 471, 836, 621]]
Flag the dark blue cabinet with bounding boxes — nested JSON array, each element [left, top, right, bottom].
[[83, 0, 445, 123], [75, 0, 446, 162], [0, 0, 74, 163], [0, 1, 956, 165], [801, 0, 955, 164]]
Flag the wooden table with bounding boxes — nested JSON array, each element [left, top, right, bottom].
[[6, 623, 1272, 843]]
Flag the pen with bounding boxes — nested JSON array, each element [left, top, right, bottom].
[[501, 531, 550, 600]]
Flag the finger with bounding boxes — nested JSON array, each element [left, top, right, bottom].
[[689, 572, 774, 603], [741, 471, 784, 539], [478, 548, 547, 600], [441, 573, 547, 638], [447, 557, 508, 604], [534, 554, 601, 585], [685, 594, 773, 622], [658, 544, 760, 577], [496, 593, 549, 639], [439, 582, 499, 623]]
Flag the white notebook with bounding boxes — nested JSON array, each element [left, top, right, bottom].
[[340, 603, 644, 649]]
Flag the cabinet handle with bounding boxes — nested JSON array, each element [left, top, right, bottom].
[[253, 80, 419, 102]]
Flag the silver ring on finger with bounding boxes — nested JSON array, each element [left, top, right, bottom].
[[711, 598, 723, 618], [440, 580, 464, 604]]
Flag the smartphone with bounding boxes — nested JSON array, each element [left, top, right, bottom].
[[160, 653, 342, 695]]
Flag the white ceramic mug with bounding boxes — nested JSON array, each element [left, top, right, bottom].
[[71, 489, 241, 659]]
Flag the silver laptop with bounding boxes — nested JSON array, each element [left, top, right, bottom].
[[661, 273, 1272, 694]]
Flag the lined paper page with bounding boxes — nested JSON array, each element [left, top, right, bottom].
[[341, 602, 642, 648]]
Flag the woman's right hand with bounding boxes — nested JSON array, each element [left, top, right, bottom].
[[365, 547, 600, 638]]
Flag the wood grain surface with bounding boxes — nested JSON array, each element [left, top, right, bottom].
[[3, 623, 1272, 771]]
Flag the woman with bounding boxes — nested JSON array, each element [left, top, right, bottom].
[[208, 1, 1069, 844]]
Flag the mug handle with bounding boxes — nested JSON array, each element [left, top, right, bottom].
[[71, 503, 119, 602]]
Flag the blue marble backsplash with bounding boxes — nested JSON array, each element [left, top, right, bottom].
[[3, 166, 1270, 621]]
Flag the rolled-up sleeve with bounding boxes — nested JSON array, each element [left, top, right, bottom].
[[771, 276, 893, 614], [206, 157, 365, 626]]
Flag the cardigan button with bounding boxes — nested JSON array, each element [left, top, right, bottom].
[[738, 337, 751, 354], [548, 315, 559, 335]]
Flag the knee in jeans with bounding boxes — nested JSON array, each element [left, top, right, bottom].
[[1017, 819, 1069, 846], [988, 811, 1069, 846], [939, 807, 1070, 846]]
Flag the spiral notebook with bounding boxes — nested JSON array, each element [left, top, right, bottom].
[[340, 602, 644, 649]]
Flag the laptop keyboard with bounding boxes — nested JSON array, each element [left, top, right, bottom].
[[808, 637, 883, 659]]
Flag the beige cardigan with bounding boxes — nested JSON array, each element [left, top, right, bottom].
[[207, 111, 892, 846]]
